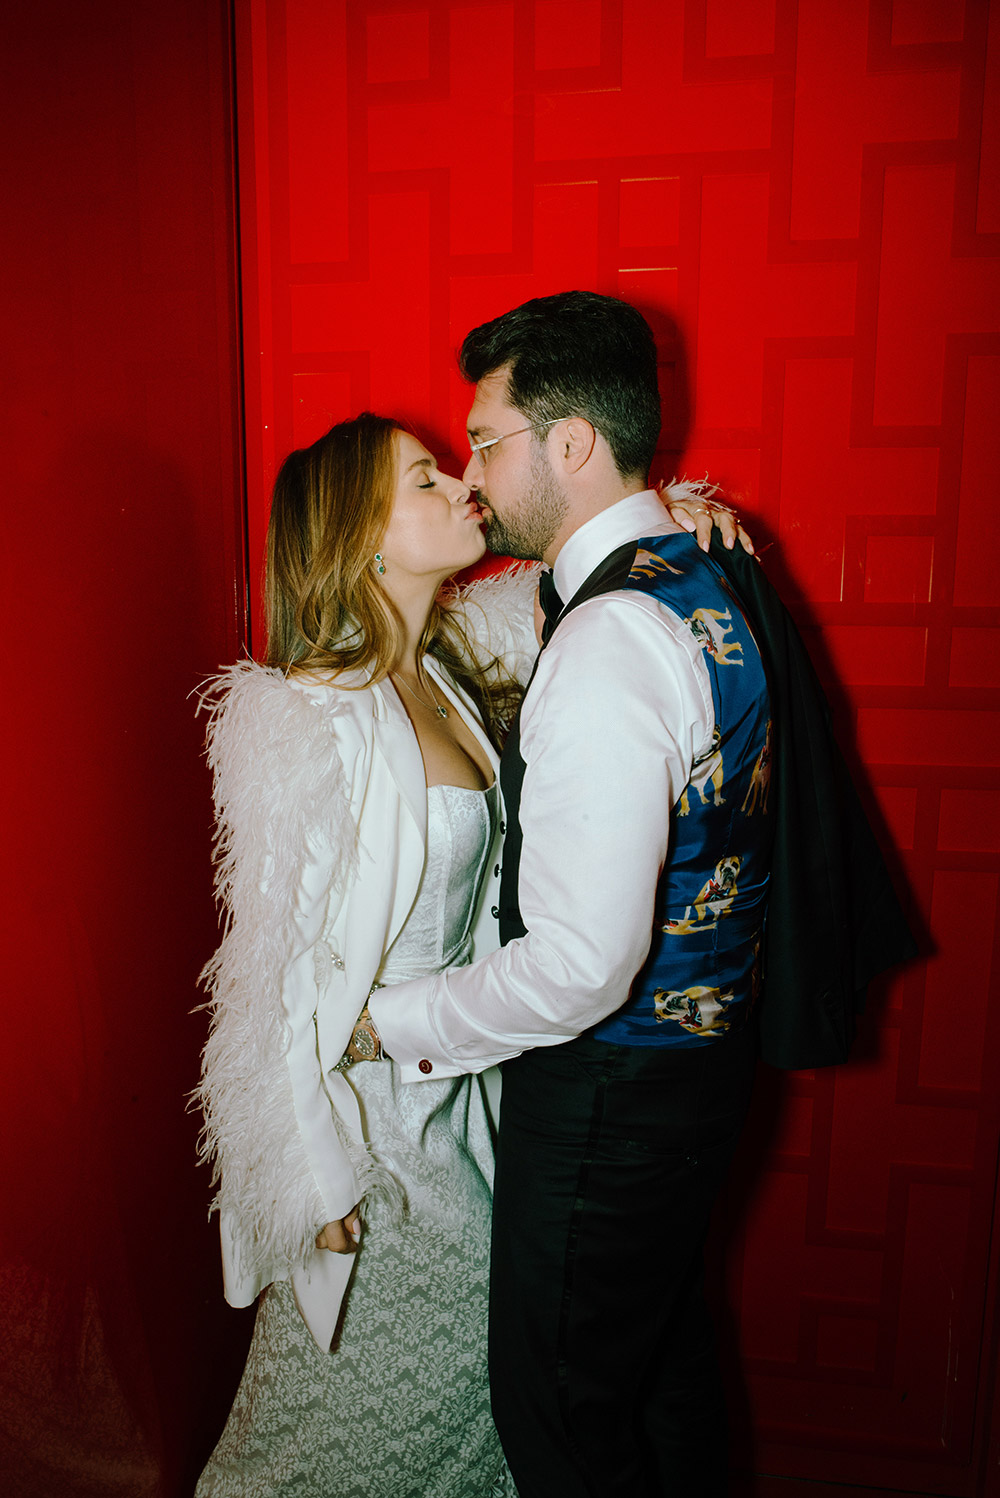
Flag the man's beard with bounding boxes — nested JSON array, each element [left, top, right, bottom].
[[482, 447, 567, 562]]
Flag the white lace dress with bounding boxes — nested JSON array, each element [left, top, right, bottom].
[[196, 782, 516, 1498]]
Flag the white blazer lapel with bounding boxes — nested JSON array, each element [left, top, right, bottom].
[[372, 678, 428, 843]]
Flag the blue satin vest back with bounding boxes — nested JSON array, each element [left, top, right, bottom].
[[588, 535, 773, 1047]]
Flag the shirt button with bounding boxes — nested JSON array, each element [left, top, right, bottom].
[[491, 905, 500, 919], [418, 1059, 433, 1074]]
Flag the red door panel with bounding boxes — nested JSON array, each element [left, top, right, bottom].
[[233, 1, 1000, 1491]]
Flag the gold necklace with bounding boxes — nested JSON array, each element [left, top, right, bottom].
[[392, 668, 449, 719]]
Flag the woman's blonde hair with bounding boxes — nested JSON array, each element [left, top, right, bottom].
[[264, 412, 521, 744]]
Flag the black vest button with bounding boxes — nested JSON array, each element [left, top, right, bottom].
[[494, 864, 501, 877], [499, 821, 506, 834], [491, 906, 500, 919]]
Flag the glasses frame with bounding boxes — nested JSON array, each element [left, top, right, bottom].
[[468, 416, 569, 468]]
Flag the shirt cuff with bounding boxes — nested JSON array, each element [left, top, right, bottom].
[[368, 977, 465, 1081]]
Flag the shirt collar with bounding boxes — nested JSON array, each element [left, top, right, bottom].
[[552, 489, 683, 600]]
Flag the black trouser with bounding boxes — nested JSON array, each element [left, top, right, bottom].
[[488, 1025, 756, 1498]]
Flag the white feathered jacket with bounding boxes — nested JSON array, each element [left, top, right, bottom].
[[194, 570, 538, 1344]]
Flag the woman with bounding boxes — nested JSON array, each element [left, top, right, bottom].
[[194, 413, 740, 1497]]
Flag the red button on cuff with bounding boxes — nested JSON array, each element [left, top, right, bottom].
[[418, 1059, 433, 1074]]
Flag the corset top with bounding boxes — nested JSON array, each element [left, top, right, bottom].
[[378, 782, 498, 984]]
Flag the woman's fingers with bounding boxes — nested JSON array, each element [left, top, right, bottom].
[[663, 490, 756, 556], [315, 1206, 363, 1253]]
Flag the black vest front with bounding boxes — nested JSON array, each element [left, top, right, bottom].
[[497, 541, 638, 946]]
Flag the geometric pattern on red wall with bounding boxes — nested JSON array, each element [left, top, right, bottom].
[[235, 1, 1000, 1489]]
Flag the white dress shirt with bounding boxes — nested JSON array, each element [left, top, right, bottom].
[[369, 490, 715, 1075]]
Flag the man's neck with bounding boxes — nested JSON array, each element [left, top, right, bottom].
[[551, 487, 669, 600], [542, 474, 647, 567]]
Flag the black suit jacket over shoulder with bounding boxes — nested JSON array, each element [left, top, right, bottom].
[[708, 536, 917, 1069]]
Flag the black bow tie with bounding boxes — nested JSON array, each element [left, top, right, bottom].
[[538, 569, 564, 644], [537, 543, 638, 645]]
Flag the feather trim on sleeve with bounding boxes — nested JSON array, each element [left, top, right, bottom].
[[192, 661, 362, 1287], [454, 563, 541, 686], [661, 476, 722, 507]]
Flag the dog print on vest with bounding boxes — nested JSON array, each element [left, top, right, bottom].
[[661, 856, 741, 936], [653, 983, 737, 1036], [686, 607, 743, 666]]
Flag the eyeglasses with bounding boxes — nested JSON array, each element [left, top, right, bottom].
[[468, 416, 568, 468]]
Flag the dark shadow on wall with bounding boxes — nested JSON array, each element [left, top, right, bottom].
[[0, 431, 253, 1497]]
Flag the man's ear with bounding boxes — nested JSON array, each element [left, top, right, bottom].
[[554, 417, 597, 474]]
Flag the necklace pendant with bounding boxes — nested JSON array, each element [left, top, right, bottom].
[[436, 704, 449, 719]]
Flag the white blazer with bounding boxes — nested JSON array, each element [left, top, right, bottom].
[[196, 657, 503, 1348]]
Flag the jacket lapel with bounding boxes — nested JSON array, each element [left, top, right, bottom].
[[373, 661, 502, 851], [372, 679, 429, 843]]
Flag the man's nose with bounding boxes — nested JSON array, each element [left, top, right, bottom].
[[462, 454, 481, 489]]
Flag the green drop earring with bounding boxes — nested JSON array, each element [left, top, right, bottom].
[[374, 552, 386, 576]]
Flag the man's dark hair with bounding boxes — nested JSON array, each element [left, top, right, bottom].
[[459, 290, 661, 481]]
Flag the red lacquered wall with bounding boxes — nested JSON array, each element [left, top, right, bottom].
[[233, 1, 1000, 1494], [5, 2, 997, 1494], [0, 3, 249, 1493]]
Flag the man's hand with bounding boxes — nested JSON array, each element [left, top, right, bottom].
[[316, 1207, 362, 1253], [660, 483, 755, 555]]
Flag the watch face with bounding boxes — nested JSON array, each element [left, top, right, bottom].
[[353, 1025, 377, 1060]]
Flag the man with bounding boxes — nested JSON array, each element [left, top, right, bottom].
[[365, 290, 772, 1496]]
